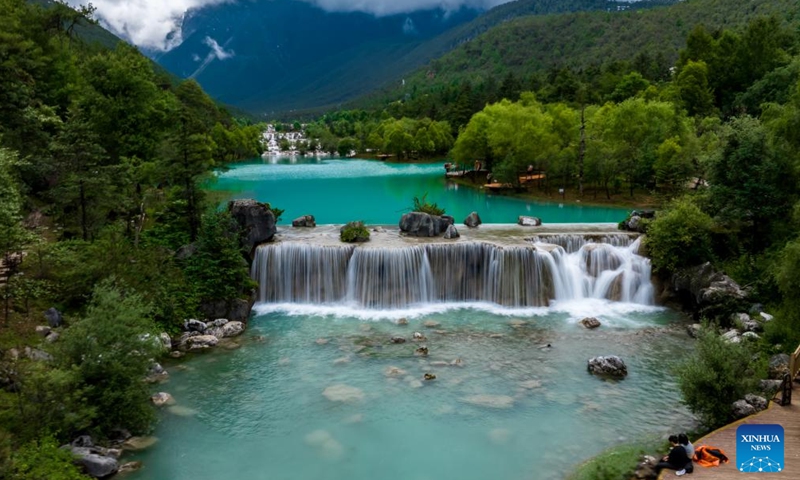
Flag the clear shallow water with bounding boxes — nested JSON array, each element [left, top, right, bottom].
[[209, 157, 629, 225], [130, 303, 694, 480]]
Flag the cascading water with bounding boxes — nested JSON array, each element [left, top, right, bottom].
[[252, 235, 653, 309]]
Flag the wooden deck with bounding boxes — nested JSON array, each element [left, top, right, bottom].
[[657, 394, 800, 479]]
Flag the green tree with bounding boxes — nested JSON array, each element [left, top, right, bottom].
[[677, 60, 715, 117], [0, 148, 28, 324], [645, 197, 714, 273]]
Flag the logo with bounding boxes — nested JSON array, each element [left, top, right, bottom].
[[736, 424, 784, 473]]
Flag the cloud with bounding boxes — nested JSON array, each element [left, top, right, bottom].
[[66, 0, 513, 51], [302, 0, 510, 16], [190, 37, 234, 78], [64, 0, 231, 51], [402, 17, 417, 35]]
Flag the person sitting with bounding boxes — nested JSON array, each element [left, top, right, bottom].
[[679, 433, 695, 459], [655, 435, 693, 476]]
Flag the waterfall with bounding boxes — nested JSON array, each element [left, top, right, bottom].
[[252, 237, 653, 309]]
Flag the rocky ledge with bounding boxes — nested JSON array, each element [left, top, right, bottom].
[[171, 318, 247, 354]]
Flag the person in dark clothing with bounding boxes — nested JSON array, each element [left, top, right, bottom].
[[655, 435, 693, 476]]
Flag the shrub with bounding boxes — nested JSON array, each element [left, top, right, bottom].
[[340, 221, 370, 243], [412, 193, 445, 216], [645, 197, 714, 274], [676, 328, 766, 429], [265, 203, 284, 223], [9, 437, 89, 480]]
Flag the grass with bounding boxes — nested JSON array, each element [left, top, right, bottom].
[[566, 439, 667, 480]]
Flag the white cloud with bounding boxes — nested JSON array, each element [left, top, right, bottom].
[[64, 0, 231, 51], [67, 0, 513, 51]]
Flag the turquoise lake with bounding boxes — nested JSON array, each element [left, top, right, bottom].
[[209, 157, 629, 225]]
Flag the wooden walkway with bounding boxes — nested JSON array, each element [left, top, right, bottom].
[[658, 395, 800, 479]]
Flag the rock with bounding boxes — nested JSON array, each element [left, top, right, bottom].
[[462, 394, 515, 409], [183, 319, 207, 333], [518, 216, 542, 227], [323, 384, 365, 403], [228, 199, 277, 253], [423, 373, 436, 381], [488, 428, 511, 445], [742, 331, 760, 341], [182, 335, 219, 351], [760, 312, 775, 322], [45, 332, 60, 343], [587, 355, 628, 378], [145, 363, 169, 383], [206, 318, 229, 328], [444, 224, 460, 239], [390, 337, 406, 344], [671, 262, 748, 322], [399, 212, 453, 237], [721, 329, 741, 343], [384, 366, 407, 377], [122, 436, 158, 451], [760, 379, 783, 392], [159, 332, 172, 351], [24, 347, 52, 362], [415, 346, 429, 356], [745, 393, 768, 412], [118, 461, 142, 474], [686, 323, 702, 338], [450, 358, 464, 367], [109, 429, 132, 445], [619, 210, 654, 233], [579, 317, 601, 329], [35, 325, 52, 337], [304, 430, 344, 460], [749, 303, 765, 315], [170, 351, 185, 359], [423, 321, 441, 328], [292, 215, 316, 227], [75, 453, 119, 478], [316, 338, 329, 345], [44, 307, 63, 328], [151, 392, 176, 407], [519, 379, 543, 389], [174, 243, 197, 261], [412, 332, 426, 341], [167, 405, 197, 416], [222, 321, 245, 337], [72, 435, 94, 448], [769, 353, 790, 379], [731, 399, 756, 419], [397, 318, 408, 325], [732, 313, 760, 332], [464, 212, 482, 228]]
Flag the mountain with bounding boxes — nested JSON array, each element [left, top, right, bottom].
[[152, 0, 660, 116], [355, 0, 800, 110]]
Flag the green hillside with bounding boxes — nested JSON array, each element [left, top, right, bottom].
[[357, 0, 800, 113]]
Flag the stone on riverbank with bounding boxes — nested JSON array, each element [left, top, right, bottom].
[[182, 335, 219, 351], [122, 436, 158, 452], [464, 212, 482, 228], [444, 224, 460, 239], [518, 216, 542, 227], [579, 317, 601, 329], [292, 215, 316, 227], [399, 212, 453, 237], [151, 392, 176, 407]]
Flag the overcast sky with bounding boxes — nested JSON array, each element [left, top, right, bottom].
[[66, 0, 511, 51]]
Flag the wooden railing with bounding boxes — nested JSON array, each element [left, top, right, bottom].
[[779, 343, 800, 406], [791, 343, 800, 385]]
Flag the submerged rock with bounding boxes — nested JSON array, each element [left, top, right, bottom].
[[150, 392, 175, 407], [464, 212, 482, 228], [118, 461, 142, 474], [397, 318, 409, 325], [423, 320, 441, 328], [323, 384, 365, 403], [488, 428, 511, 445], [122, 436, 158, 452], [587, 356, 628, 378], [579, 317, 601, 329], [517, 216, 542, 227], [463, 394, 515, 409], [304, 430, 344, 460], [384, 366, 407, 377]]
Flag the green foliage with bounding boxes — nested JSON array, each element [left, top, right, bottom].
[[340, 221, 370, 243], [677, 328, 766, 428], [567, 441, 663, 480], [646, 197, 714, 273], [182, 211, 253, 303], [55, 281, 159, 435], [265, 203, 284, 223], [9, 436, 89, 480], [412, 193, 445, 216]]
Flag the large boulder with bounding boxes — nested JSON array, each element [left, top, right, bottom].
[[619, 210, 655, 233], [199, 298, 252, 323], [222, 321, 245, 337], [292, 215, 316, 227], [731, 399, 756, 419], [671, 262, 748, 322], [183, 319, 207, 333], [732, 313, 760, 332], [769, 353, 790, 379], [227, 199, 277, 254], [579, 317, 601, 329], [181, 335, 219, 351], [464, 212, 482, 228], [518, 216, 542, 227], [75, 453, 119, 478], [44, 307, 63, 328], [399, 212, 453, 237], [587, 355, 628, 378]]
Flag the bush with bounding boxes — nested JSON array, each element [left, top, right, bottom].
[[340, 221, 370, 243], [412, 194, 445, 216], [645, 197, 714, 273], [676, 328, 766, 429], [567, 441, 663, 480], [9, 436, 89, 480]]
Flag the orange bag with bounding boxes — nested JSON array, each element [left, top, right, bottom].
[[693, 445, 730, 467]]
